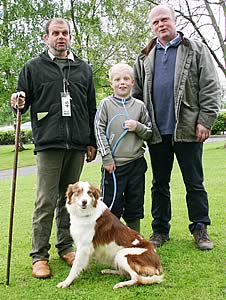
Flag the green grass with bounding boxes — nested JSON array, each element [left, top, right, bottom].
[[0, 144, 36, 170], [0, 142, 226, 299]]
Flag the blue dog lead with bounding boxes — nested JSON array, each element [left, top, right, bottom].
[[105, 98, 129, 210]]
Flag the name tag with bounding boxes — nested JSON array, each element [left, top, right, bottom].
[[61, 92, 71, 117]]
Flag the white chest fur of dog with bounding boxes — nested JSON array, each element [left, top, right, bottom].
[[57, 181, 163, 289]]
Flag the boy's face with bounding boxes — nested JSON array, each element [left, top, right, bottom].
[[110, 70, 134, 99]]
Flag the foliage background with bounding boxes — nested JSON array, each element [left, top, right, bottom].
[[0, 0, 225, 125]]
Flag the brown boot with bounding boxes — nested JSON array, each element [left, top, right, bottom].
[[149, 233, 170, 248], [61, 252, 76, 267], [32, 261, 51, 279], [193, 223, 213, 250]]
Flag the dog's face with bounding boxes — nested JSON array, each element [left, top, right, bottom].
[[66, 181, 100, 214]]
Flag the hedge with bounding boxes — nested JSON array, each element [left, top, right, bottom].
[[0, 130, 33, 145], [1, 113, 226, 145], [211, 112, 226, 135]]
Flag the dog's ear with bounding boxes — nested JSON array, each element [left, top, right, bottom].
[[66, 184, 74, 203], [90, 184, 100, 201]]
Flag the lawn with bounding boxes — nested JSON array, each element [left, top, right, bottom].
[[0, 142, 225, 299], [0, 144, 36, 170]]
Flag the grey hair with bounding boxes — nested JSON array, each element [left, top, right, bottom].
[[149, 4, 176, 22]]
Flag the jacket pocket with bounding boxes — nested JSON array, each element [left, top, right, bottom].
[[33, 103, 63, 145], [177, 101, 198, 138]]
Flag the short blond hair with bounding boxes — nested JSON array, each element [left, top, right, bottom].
[[109, 63, 134, 81]]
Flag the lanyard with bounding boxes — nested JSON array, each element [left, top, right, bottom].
[[63, 78, 69, 94], [60, 59, 71, 93]]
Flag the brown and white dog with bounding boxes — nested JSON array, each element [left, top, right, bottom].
[[57, 181, 163, 289]]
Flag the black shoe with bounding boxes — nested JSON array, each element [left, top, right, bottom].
[[193, 223, 213, 250], [149, 233, 169, 248]]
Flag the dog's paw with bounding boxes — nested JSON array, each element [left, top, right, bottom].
[[101, 269, 113, 274], [113, 282, 124, 289], [101, 269, 121, 275], [56, 280, 70, 288]]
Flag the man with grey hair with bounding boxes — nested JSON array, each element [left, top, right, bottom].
[[11, 18, 97, 278], [133, 4, 221, 250]]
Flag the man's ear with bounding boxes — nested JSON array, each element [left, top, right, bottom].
[[43, 34, 49, 45]]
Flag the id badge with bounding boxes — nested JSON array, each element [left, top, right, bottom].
[[61, 92, 71, 116]]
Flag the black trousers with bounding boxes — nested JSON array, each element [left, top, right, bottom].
[[148, 135, 210, 234], [102, 157, 147, 223]]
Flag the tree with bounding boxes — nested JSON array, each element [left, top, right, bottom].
[[0, 0, 153, 123], [67, 0, 152, 97], [1, 0, 225, 125], [0, 0, 60, 125]]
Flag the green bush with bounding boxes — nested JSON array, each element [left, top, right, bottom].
[[0, 113, 225, 144], [211, 112, 226, 135], [0, 129, 33, 145]]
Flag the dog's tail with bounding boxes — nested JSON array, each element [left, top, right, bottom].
[[138, 274, 164, 285]]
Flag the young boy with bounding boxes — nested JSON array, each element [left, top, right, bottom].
[[95, 63, 152, 232]]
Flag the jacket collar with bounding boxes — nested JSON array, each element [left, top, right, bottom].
[[142, 31, 190, 56]]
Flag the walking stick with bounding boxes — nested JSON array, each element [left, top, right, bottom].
[[6, 93, 22, 286]]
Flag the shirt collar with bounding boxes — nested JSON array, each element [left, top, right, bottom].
[[113, 95, 131, 103], [156, 33, 182, 50], [48, 50, 75, 61]]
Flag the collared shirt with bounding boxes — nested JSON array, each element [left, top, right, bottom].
[[48, 50, 75, 61], [156, 33, 182, 54]]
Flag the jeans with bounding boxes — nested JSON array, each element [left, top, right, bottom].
[[102, 157, 147, 223], [148, 135, 210, 234]]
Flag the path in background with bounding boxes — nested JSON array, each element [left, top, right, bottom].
[[0, 135, 225, 180], [0, 165, 37, 180], [0, 154, 102, 180]]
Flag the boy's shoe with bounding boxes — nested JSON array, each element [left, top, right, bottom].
[[193, 223, 213, 250], [149, 233, 170, 248]]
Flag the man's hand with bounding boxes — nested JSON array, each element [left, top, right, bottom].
[[196, 124, 210, 142], [11, 91, 26, 109], [124, 119, 137, 132], [104, 163, 116, 174], [86, 146, 97, 162]]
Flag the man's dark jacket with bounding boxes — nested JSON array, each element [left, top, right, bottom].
[[17, 50, 96, 152]]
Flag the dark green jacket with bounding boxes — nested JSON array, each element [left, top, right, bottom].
[[17, 50, 96, 152]]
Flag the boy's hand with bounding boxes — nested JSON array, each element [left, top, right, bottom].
[[104, 163, 116, 174], [11, 91, 26, 109], [124, 119, 137, 132]]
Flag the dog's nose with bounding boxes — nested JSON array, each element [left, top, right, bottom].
[[82, 200, 87, 206]]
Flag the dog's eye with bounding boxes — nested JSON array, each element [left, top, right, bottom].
[[87, 191, 93, 197]]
